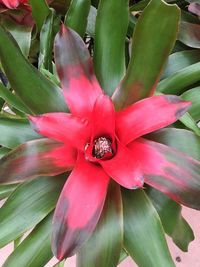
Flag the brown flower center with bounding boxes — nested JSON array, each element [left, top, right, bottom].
[[92, 137, 113, 159]]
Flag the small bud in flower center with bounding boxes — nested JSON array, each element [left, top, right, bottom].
[[92, 137, 113, 159]]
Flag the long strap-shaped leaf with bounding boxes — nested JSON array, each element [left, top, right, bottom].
[[0, 117, 41, 149], [123, 189, 175, 267], [64, 0, 91, 37], [0, 26, 67, 114], [77, 182, 123, 267], [113, 0, 180, 109], [94, 0, 129, 95], [0, 175, 65, 248], [3, 213, 53, 267]]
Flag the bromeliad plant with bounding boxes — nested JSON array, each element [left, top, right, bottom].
[[0, 0, 200, 266]]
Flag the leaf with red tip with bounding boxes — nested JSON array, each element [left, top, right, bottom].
[[52, 152, 109, 260], [91, 94, 115, 141], [128, 138, 200, 209], [77, 182, 123, 267], [101, 141, 143, 189], [112, 0, 180, 109], [116, 95, 191, 145], [178, 21, 200, 49], [0, 139, 76, 184], [29, 113, 91, 151], [54, 25, 102, 117]]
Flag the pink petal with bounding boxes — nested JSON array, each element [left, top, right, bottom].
[[52, 152, 109, 260], [0, 0, 19, 8], [100, 140, 144, 189], [91, 94, 115, 141], [116, 95, 191, 145], [54, 25, 102, 118], [29, 113, 91, 151], [129, 138, 200, 209], [0, 139, 76, 184]]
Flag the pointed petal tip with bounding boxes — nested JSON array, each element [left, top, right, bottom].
[[163, 95, 191, 118]]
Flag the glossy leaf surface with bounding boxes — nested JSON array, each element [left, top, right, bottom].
[[123, 189, 175, 267], [178, 21, 200, 48], [0, 117, 41, 149], [0, 16, 32, 57], [29, 0, 50, 31], [0, 183, 18, 200], [0, 175, 65, 247], [94, 0, 129, 95], [39, 9, 60, 72], [0, 83, 31, 114], [54, 25, 102, 118], [0, 138, 75, 184], [179, 112, 200, 137], [77, 182, 123, 267], [129, 138, 200, 209], [64, 0, 90, 37], [113, 0, 180, 109], [157, 62, 200, 94], [52, 153, 109, 259], [182, 87, 200, 122], [147, 128, 200, 161], [3, 213, 53, 267], [161, 50, 200, 79], [147, 187, 194, 251], [0, 26, 67, 114]]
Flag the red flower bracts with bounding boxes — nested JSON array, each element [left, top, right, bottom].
[[0, 0, 28, 9], [28, 26, 196, 260]]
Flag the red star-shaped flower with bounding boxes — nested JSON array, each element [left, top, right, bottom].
[[28, 25, 194, 260]]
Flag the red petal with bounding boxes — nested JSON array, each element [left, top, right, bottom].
[[128, 138, 200, 209], [0, 0, 19, 8], [52, 152, 109, 260], [116, 95, 191, 145], [100, 141, 144, 189], [54, 25, 102, 118], [0, 139, 76, 184], [29, 113, 91, 151], [91, 94, 115, 141]]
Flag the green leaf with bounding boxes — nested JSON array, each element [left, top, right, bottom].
[[179, 112, 200, 136], [157, 62, 200, 94], [0, 183, 18, 200], [94, 0, 129, 95], [0, 175, 65, 247], [86, 5, 97, 37], [181, 87, 200, 122], [130, 0, 150, 11], [147, 188, 194, 251], [113, 0, 180, 109], [123, 189, 175, 267], [0, 117, 41, 149], [3, 213, 53, 267], [0, 16, 32, 57], [64, 0, 91, 37], [29, 0, 50, 31], [161, 50, 200, 79], [147, 127, 200, 161], [39, 9, 61, 72], [0, 83, 31, 114], [0, 147, 10, 158], [0, 26, 67, 114], [77, 182, 123, 267], [178, 21, 200, 48]]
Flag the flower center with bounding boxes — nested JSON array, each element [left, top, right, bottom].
[[92, 137, 113, 159]]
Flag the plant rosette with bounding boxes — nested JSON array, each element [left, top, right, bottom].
[[0, 0, 200, 266]]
